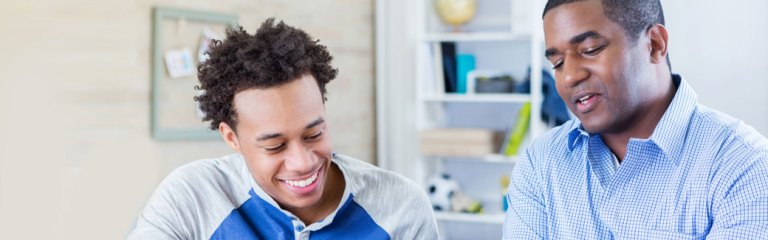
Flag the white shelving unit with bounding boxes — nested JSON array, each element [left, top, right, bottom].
[[412, 0, 546, 239], [434, 211, 506, 224], [423, 32, 530, 42], [375, 0, 547, 239], [423, 93, 531, 103]]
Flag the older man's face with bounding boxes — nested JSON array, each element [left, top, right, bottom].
[[543, 0, 656, 135]]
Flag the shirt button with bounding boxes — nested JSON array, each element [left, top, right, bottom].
[[295, 225, 305, 232]]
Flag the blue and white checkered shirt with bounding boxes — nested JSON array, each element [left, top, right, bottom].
[[503, 75, 768, 239]]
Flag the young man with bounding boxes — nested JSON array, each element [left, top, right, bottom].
[[504, 0, 768, 239], [129, 19, 437, 239]]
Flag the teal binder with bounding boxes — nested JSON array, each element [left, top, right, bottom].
[[456, 54, 475, 94]]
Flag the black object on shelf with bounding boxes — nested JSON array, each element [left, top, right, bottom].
[[441, 42, 458, 93], [476, 75, 516, 93]]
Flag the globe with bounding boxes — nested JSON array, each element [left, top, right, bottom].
[[435, 0, 477, 29]]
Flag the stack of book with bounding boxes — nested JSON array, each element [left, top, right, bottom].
[[419, 128, 505, 157]]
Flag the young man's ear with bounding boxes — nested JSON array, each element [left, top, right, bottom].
[[219, 122, 241, 153], [647, 24, 669, 64]]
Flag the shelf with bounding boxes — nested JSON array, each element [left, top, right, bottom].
[[422, 32, 531, 42], [424, 154, 519, 164], [423, 93, 531, 103], [434, 211, 505, 224]]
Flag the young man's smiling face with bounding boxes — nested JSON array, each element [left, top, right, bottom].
[[543, 0, 658, 135], [221, 74, 334, 212]]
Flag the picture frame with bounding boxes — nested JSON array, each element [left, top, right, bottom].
[[151, 7, 238, 140]]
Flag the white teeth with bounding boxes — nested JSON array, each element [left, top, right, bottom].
[[285, 172, 318, 188], [578, 95, 591, 104]]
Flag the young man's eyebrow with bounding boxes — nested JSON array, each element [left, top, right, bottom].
[[256, 133, 282, 141], [255, 117, 325, 142], [305, 117, 325, 129]]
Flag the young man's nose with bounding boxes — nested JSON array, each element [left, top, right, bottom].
[[283, 143, 316, 172]]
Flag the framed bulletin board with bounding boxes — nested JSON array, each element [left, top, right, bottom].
[[151, 7, 237, 140]]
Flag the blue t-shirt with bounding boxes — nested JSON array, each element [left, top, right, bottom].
[[129, 153, 438, 239]]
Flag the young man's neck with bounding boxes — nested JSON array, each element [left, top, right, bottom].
[[602, 72, 675, 162], [288, 162, 346, 225]]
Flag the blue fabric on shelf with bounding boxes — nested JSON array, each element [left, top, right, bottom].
[[517, 68, 570, 126]]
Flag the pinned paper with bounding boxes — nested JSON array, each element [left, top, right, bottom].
[[164, 48, 195, 78]]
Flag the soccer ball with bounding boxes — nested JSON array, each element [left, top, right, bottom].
[[427, 174, 459, 211]]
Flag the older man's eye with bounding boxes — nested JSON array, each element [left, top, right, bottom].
[[583, 45, 606, 56]]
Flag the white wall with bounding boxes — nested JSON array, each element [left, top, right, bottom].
[[0, 1, 374, 239], [663, 0, 768, 134]]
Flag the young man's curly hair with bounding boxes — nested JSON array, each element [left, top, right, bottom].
[[195, 18, 338, 131]]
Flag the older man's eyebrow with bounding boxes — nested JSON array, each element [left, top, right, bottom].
[[569, 31, 601, 44], [545, 31, 603, 58]]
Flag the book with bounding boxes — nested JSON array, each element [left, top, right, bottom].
[[420, 128, 505, 157], [502, 102, 531, 156], [440, 42, 457, 93], [456, 54, 475, 94], [420, 143, 499, 157], [431, 42, 445, 95], [420, 128, 504, 144], [420, 43, 436, 96]]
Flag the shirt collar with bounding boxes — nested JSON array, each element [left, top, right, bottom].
[[565, 74, 698, 162], [646, 74, 697, 164], [246, 154, 352, 229], [567, 120, 588, 151]]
